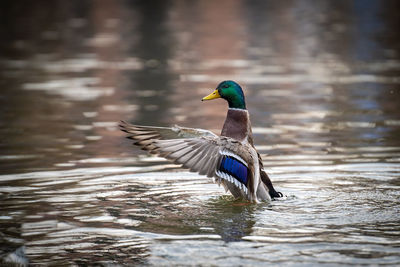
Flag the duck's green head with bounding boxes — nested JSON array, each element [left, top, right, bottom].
[[202, 80, 246, 109]]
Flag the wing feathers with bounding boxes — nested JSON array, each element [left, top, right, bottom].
[[190, 144, 211, 172], [176, 149, 198, 165], [119, 121, 218, 140], [120, 121, 257, 200]]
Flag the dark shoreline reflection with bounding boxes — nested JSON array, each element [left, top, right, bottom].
[[126, 0, 175, 125]]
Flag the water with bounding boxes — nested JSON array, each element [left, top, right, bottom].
[[1, 0, 400, 265]]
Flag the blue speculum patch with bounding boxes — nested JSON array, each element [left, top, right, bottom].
[[219, 156, 248, 185]]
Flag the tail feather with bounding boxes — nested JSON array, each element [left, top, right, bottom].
[[260, 170, 283, 199]]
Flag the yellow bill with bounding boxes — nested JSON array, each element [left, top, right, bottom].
[[202, 89, 221, 101]]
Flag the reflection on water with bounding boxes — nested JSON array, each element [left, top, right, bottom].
[[1, 0, 400, 265]]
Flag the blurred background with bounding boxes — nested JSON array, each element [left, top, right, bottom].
[[0, 0, 399, 173], [0, 0, 400, 265]]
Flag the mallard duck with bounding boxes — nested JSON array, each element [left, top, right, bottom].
[[120, 80, 282, 202]]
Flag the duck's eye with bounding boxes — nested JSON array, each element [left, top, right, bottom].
[[222, 84, 229, 88]]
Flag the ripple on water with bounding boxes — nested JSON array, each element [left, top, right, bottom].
[[1, 157, 400, 265]]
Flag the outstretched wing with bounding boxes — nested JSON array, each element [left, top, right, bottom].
[[119, 121, 217, 153], [120, 121, 217, 140], [120, 122, 257, 200]]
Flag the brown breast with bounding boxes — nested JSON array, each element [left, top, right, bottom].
[[221, 109, 253, 145]]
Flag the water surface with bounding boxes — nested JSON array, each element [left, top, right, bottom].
[[1, 0, 400, 265]]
